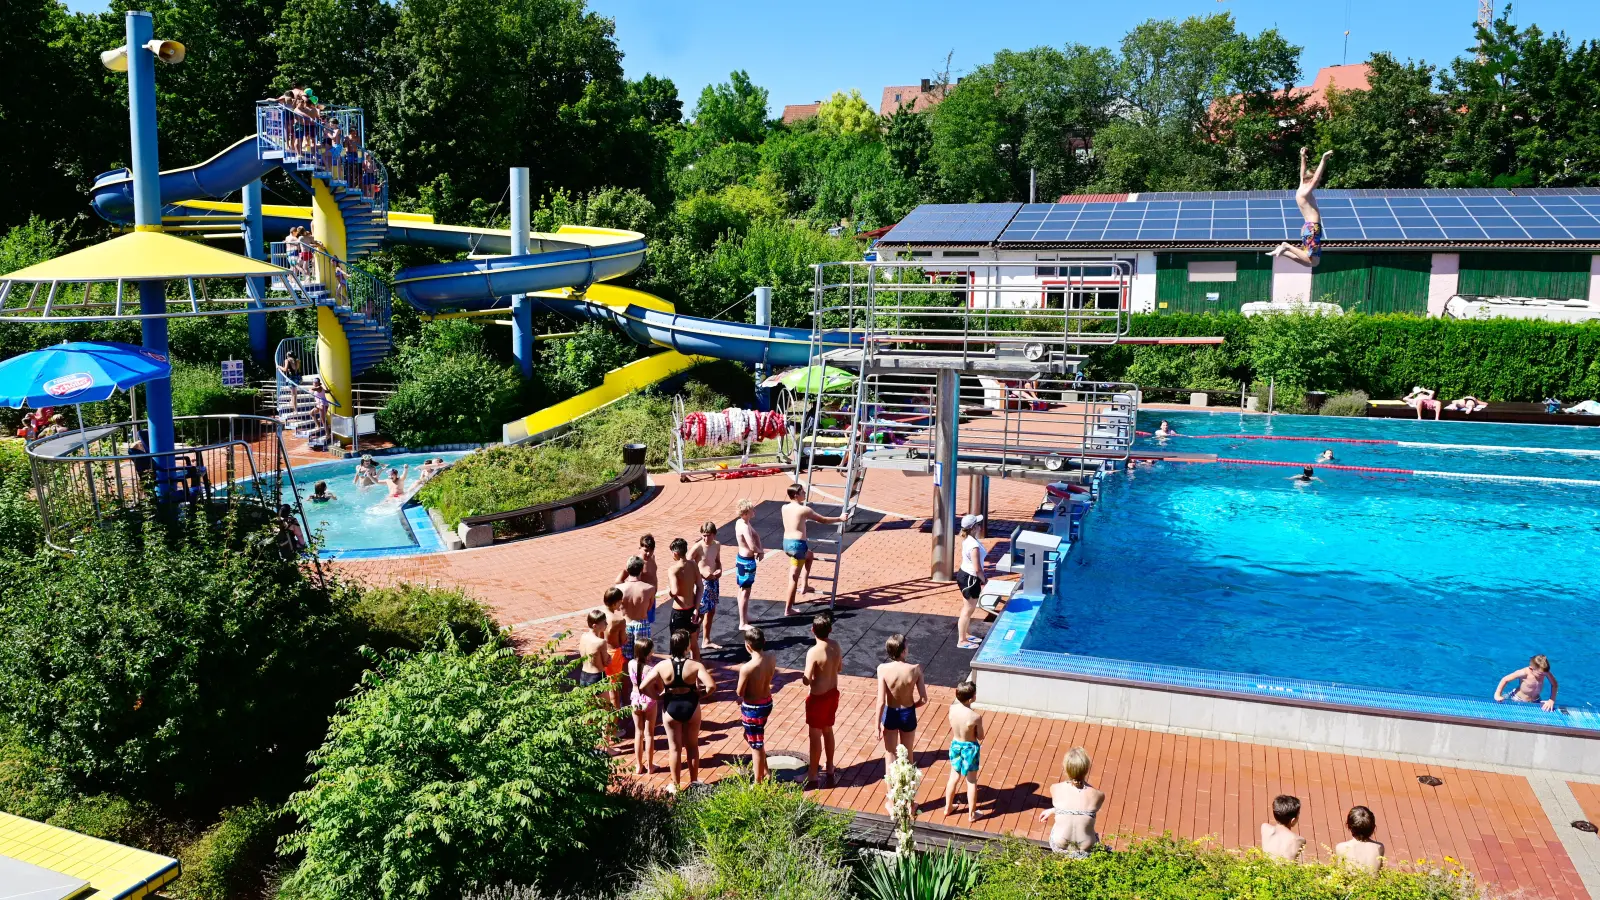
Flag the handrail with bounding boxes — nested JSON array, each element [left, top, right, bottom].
[[268, 241, 389, 327], [254, 101, 388, 217]]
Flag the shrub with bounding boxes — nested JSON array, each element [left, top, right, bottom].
[[418, 442, 621, 529], [542, 322, 644, 400], [351, 582, 501, 652], [172, 801, 282, 900], [857, 844, 982, 900], [170, 362, 259, 417], [280, 639, 619, 900], [0, 513, 362, 812], [377, 353, 523, 447], [1320, 390, 1371, 416], [631, 770, 852, 900], [970, 835, 1484, 900]]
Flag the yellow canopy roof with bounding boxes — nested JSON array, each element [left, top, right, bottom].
[[1, 231, 284, 283], [0, 811, 178, 900]]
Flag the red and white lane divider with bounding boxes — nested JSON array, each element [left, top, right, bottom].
[[1145, 431, 1600, 457], [1164, 455, 1600, 487]]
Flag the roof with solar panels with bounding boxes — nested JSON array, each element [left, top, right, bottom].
[[876, 190, 1600, 251]]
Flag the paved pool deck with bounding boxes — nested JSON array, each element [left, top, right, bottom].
[[332, 467, 1600, 899]]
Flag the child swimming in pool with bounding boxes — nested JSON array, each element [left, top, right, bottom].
[[1494, 654, 1559, 711], [1316, 449, 1336, 464], [385, 465, 410, 498], [309, 480, 336, 503], [352, 455, 380, 487]]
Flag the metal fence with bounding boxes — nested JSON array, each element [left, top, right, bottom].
[[254, 101, 388, 217], [26, 414, 309, 553]]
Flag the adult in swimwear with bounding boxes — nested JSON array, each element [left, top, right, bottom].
[[781, 483, 843, 616], [1402, 386, 1441, 420], [642, 629, 715, 794], [876, 633, 927, 784], [1268, 147, 1334, 268], [1446, 396, 1487, 414], [1040, 747, 1105, 857]]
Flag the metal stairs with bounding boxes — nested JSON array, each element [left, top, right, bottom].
[[276, 383, 327, 445], [292, 282, 389, 378]]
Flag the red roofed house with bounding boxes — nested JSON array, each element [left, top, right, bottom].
[[880, 79, 952, 116], [781, 102, 822, 125], [1295, 64, 1373, 108]]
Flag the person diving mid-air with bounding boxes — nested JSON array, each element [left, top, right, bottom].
[[1268, 148, 1334, 268]]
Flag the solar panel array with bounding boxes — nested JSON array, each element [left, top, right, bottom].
[[996, 195, 1600, 244], [880, 203, 1020, 244]]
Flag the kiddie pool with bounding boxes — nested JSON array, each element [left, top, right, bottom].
[[291, 451, 467, 559]]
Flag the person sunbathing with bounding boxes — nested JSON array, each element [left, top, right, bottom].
[[1564, 399, 1600, 416], [1402, 387, 1441, 420], [1446, 396, 1487, 414]]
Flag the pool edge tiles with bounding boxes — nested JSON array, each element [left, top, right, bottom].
[[971, 595, 1600, 775]]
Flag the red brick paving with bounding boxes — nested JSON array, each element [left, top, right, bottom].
[[1571, 783, 1600, 830], [330, 468, 1594, 899]]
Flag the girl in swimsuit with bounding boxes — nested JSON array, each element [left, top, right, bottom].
[[643, 629, 715, 793], [1040, 747, 1106, 857], [1268, 147, 1334, 268], [1494, 654, 1559, 712], [628, 638, 660, 775]]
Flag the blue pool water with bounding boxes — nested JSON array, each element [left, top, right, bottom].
[[291, 451, 466, 552], [1024, 411, 1600, 711]]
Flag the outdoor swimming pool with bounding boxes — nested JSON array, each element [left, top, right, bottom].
[[291, 451, 466, 556], [1022, 410, 1600, 716]]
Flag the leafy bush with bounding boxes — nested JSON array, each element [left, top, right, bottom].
[[1320, 390, 1371, 416], [377, 352, 523, 446], [857, 845, 982, 900], [629, 770, 852, 900], [970, 835, 1483, 900], [280, 639, 618, 900], [170, 362, 259, 417], [1122, 345, 1240, 392], [0, 440, 40, 554], [352, 582, 501, 652], [418, 442, 620, 529], [0, 514, 362, 811], [542, 322, 643, 401], [172, 801, 282, 900]]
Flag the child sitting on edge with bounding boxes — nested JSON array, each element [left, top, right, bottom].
[[1494, 654, 1559, 711], [1335, 805, 1385, 874], [943, 680, 985, 822], [1260, 794, 1306, 861]]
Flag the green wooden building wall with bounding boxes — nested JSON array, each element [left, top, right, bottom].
[[1311, 253, 1432, 315], [1457, 252, 1593, 300], [1155, 252, 1272, 313]]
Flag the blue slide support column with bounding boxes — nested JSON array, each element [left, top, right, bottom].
[[242, 179, 269, 362], [509, 167, 534, 380], [754, 285, 772, 411], [126, 10, 176, 486]]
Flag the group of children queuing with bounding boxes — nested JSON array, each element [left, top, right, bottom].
[[273, 87, 382, 201]]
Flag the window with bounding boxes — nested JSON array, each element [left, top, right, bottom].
[[1035, 266, 1057, 277], [894, 93, 902, 104], [1187, 260, 1238, 283], [943, 250, 980, 258], [910, 250, 933, 258]]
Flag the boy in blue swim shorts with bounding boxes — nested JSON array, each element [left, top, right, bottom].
[[944, 680, 986, 822], [733, 499, 764, 629], [690, 521, 724, 650], [781, 483, 843, 616]]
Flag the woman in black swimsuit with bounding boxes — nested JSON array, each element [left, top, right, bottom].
[[644, 629, 715, 794]]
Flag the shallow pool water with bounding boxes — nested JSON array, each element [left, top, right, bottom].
[[291, 451, 466, 552], [1024, 411, 1600, 708]]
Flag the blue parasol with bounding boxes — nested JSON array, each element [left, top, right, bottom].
[[0, 341, 170, 409]]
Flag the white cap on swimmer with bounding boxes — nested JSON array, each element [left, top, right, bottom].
[[961, 514, 984, 530]]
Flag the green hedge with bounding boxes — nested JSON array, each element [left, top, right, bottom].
[[1090, 311, 1600, 400]]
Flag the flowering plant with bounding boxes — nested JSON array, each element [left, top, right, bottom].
[[884, 743, 921, 855]]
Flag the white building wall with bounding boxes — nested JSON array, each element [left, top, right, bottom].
[[1270, 255, 1314, 304], [1590, 254, 1600, 305], [1131, 251, 1157, 313], [1428, 253, 1461, 317]]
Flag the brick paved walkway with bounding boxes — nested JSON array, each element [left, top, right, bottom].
[[330, 468, 1597, 899]]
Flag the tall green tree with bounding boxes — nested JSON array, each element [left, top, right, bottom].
[[692, 70, 770, 144], [1318, 53, 1446, 189]]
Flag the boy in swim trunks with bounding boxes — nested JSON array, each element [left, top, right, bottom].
[[734, 499, 764, 629], [802, 612, 843, 788], [1267, 147, 1333, 268], [666, 538, 704, 661], [943, 680, 986, 822], [601, 586, 629, 711], [575, 609, 611, 693], [1494, 654, 1559, 711], [617, 535, 659, 625], [876, 633, 927, 785], [735, 625, 777, 781], [1260, 794, 1307, 861], [689, 521, 725, 650], [617, 556, 657, 660], [782, 483, 843, 616]]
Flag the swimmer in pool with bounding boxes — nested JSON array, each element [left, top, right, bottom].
[[1289, 466, 1320, 485], [1154, 420, 1177, 438], [309, 480, 336, 503], [1316, 449, 1336, 464], [1494, 654, 1559, 712], [386, 464, 411, 498], [353, 455, 380, 487]]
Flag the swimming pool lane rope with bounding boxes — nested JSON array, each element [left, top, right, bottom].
[[1139, 432, 1600, 457], [1173, 455, 1600, 487]]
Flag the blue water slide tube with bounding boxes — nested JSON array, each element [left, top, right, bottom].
[[390, 237, 648, 310], [91, 136, 277, 224]]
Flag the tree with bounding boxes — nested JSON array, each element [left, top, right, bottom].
[[1318, 53, 1446, 189], [816, 89, 876, 135], [628, 73, 683, 129], [0, 515, 361, 812], [272, 0, 400, 115], [692, 70, 770, 144], [280, 639, 618, 899]]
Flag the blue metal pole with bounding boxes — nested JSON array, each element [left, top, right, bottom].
[[509, 167, 534, 380], [242, 179, 269, 362], [127, 10, 176, 487]]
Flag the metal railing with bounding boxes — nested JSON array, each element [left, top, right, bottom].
[[268, 242, 390, 328], [0, 264, 315, 324], [25, 414, 310, 554], [810, 260, 1132, 364], [255, 101, 388, 217]]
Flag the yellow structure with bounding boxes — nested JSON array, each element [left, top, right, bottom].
[[0, 811, 178, 900], [505, 350, 707, 444], [310, 179, 353, 418], [1, 231, 282, 283]]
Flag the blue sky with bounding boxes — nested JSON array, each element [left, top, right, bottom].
[[64, 0, 1600, 115]]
